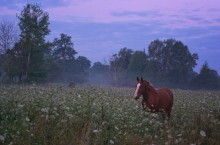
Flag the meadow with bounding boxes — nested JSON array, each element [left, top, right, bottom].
[[0, 84, 220, 145]]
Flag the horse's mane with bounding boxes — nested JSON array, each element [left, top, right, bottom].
[[143, 80, 157, 93]]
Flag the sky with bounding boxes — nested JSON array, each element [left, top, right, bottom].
[[0, 0, 220, 74]]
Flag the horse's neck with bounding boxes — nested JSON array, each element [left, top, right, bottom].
[[142, 81, 157, 100], [145, 81, 157, 94]]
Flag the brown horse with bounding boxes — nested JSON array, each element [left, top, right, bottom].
[[134, 77, 174, 119]]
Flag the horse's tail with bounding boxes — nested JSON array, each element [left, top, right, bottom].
[[166, 89, 174, 119], [168, 89, 174, 108]]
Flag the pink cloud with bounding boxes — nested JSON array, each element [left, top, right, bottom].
[[0, 7, 18, 16], [46, 0, 220, 28]]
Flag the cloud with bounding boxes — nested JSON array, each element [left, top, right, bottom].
[[0, 0, 219, 72], [0, 7, 18, 16], [1, 0, 220, 29], [44, 0, 220, 25]]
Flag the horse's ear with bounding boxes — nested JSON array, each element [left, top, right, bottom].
[[141, 77, 144, 82], [136, 77, 140, 81]]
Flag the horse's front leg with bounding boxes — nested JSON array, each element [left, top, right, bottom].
[[141, 99, 147, 110]]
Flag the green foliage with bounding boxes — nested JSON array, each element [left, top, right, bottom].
[[52, 33, 77, 61], [191, 62, 220, 90], [50, 33, 91, 83], [147, 39, 198, 86], [108, 39, 202, 88], [16, 3, 50, 83], [74, 56, 91, 83], [110, 47, 133, 86], [128, 51, 147, 75], [110, 47, 133, 72], [2, 49, 21, 82]]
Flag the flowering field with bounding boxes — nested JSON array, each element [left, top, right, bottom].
[[0, 84, 220, 145]]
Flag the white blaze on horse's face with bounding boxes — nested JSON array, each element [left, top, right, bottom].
[[134, 83, 141, 100]]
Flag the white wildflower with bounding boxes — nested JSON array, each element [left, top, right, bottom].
[[109, 139, 114, 144], [200, 130, 206, 137], [53, 107, 57, 111], [17, 104, 24, 108], [45, 115, 49, 120], [67, 113, 73, 118], [25, 116, 30, 122], [115, 126, 119, 130], [0, 135, 4, 142], [65, 106, 70, 110], [93, 130, 99, 133], [151, 113, 158, 118], [41, 108, 49, 113], [177, 134, 182, 137]]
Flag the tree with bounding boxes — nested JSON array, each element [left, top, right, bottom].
[[110, 47, 133, 86], [52, 33, 77, 61], [3, 49, 20, 82], [0, 19, 17, 54], [116, 47, 133, 70], [0, 19, 18, 81], [16, 3, 50, 82], [90, 62, 109, 73], [62, 56, 91, 83], [147, 39, 198, 87], [51, 33, 77, 82], [128, 50, 147, 75], [191, 62, 219, 90], [76, 56, 91, 71]]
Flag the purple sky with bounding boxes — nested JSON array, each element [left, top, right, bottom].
[[1, 0, 220, 73]]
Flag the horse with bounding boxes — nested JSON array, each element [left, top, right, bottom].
[[133, 77, 174, 119]]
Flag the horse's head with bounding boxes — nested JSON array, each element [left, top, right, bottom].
[[134, 77, 147, 100]]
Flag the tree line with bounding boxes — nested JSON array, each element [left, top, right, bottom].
[[0, 3, 219, 90], [95, 43, 219, 90]]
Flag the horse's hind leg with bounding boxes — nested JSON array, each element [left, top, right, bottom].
[[163, 108, 172, 122], [162, 110, 169, 120]]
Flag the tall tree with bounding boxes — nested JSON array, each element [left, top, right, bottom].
[[74, 56, 91, 83], [17, 3, 50, 82], [52, 33, 77, 82], [147, 39, 198, 87], [147, 39, 164, 81], [52, 33, 77, 61]]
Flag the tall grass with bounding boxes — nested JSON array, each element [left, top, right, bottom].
[[0, 84, 220, 145]]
